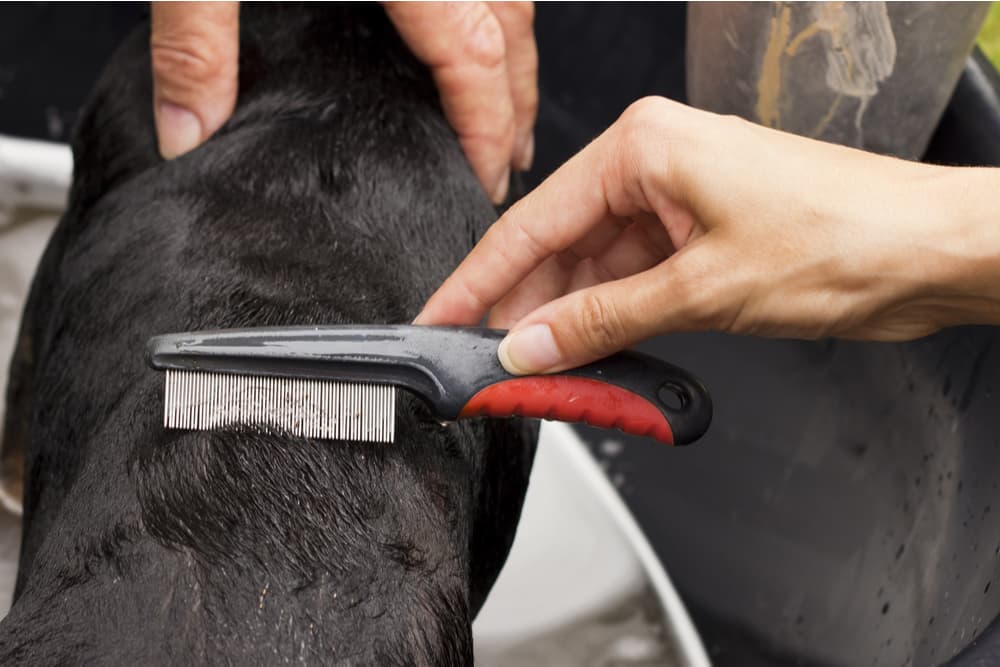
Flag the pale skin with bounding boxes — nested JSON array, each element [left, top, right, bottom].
[[416, 97, 1000, 373], [150, 1, 537, 203], [151, 3, 1000, 376]]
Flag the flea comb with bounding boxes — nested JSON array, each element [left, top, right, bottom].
[[146, 326, 712, 445]]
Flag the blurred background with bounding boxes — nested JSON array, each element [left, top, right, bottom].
[[2, 3, 1000, 665]]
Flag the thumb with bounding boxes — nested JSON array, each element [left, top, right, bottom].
[[497, 254, 718, 374], [150, 2, 240, 159]]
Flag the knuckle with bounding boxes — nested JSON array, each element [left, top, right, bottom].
[[457, 108, 516, 152], [575, 292, 628, 354], [620, 96, 671, 134], [669, 257, 724, 330], [615, 96, 673, 175], [150, 38, 229, 89], [456, 5, 507, 70], [506, 215, 547, 258]]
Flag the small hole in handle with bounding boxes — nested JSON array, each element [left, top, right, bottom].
[[657, 382, 689, 411]]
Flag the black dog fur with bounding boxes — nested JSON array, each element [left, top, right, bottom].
[[0, 4, 537, 664]]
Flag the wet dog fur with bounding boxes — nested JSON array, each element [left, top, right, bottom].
[[0, 4, 537, 664]]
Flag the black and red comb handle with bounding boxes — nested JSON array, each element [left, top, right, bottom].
[[147, 325, 712, 445]]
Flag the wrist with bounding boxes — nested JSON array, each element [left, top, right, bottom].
[[906, 166, 1000, 329]]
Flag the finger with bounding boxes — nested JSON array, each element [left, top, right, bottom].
[[497, 248, 722, 374], [629, 210, 677, 257], [151, 1, 239, 159], [415, 129, 623, 326], [562, 215, 631, 260], [489, 1, 538, 170], [384, 1, 516, 202], [488, 216, 668, 328], [486, 219, 620, 328], [565, 221, 671, 293], [487, 255, 573, 329]]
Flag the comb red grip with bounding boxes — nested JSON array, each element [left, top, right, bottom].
[[459, 376, 675, 445]]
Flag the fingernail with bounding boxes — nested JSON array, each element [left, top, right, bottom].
[[412, 310, 427, 325], [156, 101, 203, 159], [515, 134, 534, 172], [491, 168, 510, 204], [498, 323, 561, 375]]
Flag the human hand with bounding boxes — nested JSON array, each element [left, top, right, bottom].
[[150, 1, 537, 203], [416, 96, 1000, 373], [382, 2, 537, 202]]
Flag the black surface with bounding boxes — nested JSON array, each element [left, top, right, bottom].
[[3, 3, 1000, 665], [0, 2, 147, 143], [924, 48, 1000, 168], [525, 2, 688, 185]]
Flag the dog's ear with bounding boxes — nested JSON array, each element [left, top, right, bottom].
[[69, 25, 161, 214]]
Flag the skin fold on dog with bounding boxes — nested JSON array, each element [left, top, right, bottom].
[[0, 4, 537, 664]]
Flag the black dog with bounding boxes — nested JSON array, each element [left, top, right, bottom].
[[0, 5, 536, 663]]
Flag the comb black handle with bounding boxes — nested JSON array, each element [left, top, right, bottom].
[[147, 326, 712, 445]]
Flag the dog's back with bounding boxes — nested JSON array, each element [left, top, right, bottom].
[[0, 5, 535, 663]]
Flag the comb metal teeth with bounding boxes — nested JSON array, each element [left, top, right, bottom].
[[163, 370, 396, 443]]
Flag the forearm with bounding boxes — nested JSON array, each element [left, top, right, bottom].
[[913, 166, 1000, 330]]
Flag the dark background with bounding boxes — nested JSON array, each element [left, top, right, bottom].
[[3, 3, 1000, 665]]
